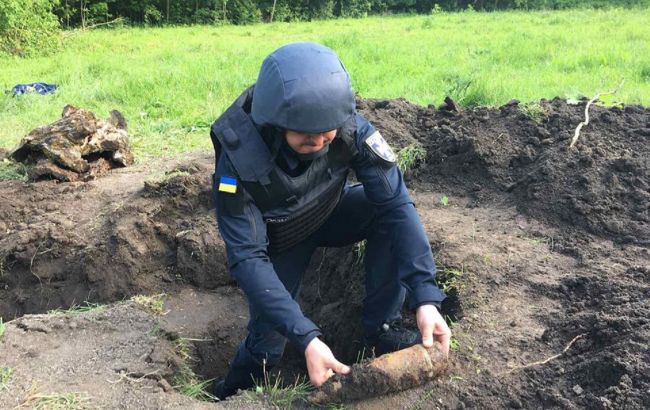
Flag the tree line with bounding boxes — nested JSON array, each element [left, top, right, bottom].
[[47, 0, 650, 27]]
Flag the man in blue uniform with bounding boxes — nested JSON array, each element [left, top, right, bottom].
[[210, 42, 451, 399]]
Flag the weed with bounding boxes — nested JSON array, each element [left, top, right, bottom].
[[443, 74, 474, 104], [0, 318, 5, 340], [397, 144, 427, 174], [437, 266, 465, 294], [47, 302, 106, 316], [519, 102, 549, 124], [130, 294, 166, 315], [170, 334, 216, 401], [20, 385, 92, 410], [440, 195, 449, 206], [450, 337, 460, 351], [0, 367, 12, 390], [355, 346, 371, 363], [0, 159, 29, 181], [173, 366, 216, 401], [244, 369, 313, 409], [449, 375, 464, 381]]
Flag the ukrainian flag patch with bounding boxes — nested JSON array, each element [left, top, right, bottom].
[[218, 176, 237, 194]]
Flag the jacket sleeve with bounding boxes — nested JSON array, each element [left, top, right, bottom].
[[213, 156, 321, 352], [350, 114, 446, 309]]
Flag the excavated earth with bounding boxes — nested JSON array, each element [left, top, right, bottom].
[[0, 98, 648, 409]]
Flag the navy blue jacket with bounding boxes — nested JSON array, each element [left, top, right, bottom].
[[214, 113, 445, 352]]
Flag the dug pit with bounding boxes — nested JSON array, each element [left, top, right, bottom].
[[0, 98, 648, 409]]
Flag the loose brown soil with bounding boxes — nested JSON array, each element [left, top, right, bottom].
[[0, 98, 648, 409]]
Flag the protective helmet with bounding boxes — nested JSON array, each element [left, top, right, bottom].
[[251, 42, 355, 134]]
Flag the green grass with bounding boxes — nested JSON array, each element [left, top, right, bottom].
[[397, 144, 427, 174], [1, 9, 649, 158], [243, 372, 313, 409], [47, 302, 106, 316], [438, 266, 465, 294], [173, 367, 216, 402], [0, 318, 5, 340], [519, 102, 550, 124], [0, 159, 29, 181], [450, 336, 461, 351], [169, 335, 217, 401]]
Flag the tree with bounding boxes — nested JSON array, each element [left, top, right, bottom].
[[0, 0, 61, 56]]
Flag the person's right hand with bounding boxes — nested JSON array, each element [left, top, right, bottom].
[[304, 337, 351, 387]]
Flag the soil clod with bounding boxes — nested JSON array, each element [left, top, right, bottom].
[[9, 105, 134, 182]]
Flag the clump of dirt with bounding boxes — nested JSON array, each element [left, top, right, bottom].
[[0, 97, 648, 409], [9, 105, 134, 182]]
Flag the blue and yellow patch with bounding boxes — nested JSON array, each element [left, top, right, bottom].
[[218, 176, 237, 194]]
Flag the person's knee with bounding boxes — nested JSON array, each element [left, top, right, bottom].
[[246, 331, 287, 368]]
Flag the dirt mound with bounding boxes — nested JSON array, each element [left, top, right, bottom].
[[359, 97, 650, 246], [356, 97, 650, 409], [0, 98, 648, 409], [9, 105, 134, 182]]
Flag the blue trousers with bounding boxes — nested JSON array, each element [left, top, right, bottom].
[[223, 184, 406, 391]]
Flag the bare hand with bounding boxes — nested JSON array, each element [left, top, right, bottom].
[[304, 338, 351, 387], [416, 304, 451, 355]]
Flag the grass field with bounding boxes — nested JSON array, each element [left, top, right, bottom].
[[1, 8, 649, 158]]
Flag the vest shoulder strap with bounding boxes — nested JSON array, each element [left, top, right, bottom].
[[211, 103, 274, 184]]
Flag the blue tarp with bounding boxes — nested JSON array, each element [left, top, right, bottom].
[[11, 83, 58, 95]]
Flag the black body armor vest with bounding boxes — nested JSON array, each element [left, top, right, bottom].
[[211, 87, 358, 254]]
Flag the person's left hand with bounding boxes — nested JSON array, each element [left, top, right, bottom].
[[416, 304, 451, 356]]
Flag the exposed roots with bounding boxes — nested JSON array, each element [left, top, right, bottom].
[[501, 333, 586, 375], [569, 80, 624, 149]]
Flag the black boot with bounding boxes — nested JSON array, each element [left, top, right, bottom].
[[363, 320, 422, 357], [211, 379, 237, 401]]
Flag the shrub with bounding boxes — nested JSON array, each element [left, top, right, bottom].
[[144, 5, 163, 26], [0, 0, 60, 57]]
